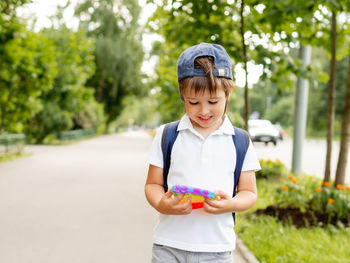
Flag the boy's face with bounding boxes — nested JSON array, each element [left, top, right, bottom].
[[183, 87, 228, 132]]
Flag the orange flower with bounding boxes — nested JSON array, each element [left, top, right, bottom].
[[328, 198, 334, 204], [336, 184, 344, 190], [346, 186, 350, 192], [282, 185, 289, 191], [288, 175, 297, 184], [322, 181, 330, 187], [315, 187, 321, 193]]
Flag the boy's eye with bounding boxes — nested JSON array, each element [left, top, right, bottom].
[[209, 101, 218, 104], [189, 101, 198, 105]]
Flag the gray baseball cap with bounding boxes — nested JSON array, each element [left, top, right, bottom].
[[177, 42, 233, 82]]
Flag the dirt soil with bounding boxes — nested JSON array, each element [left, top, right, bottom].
[[254, 205, 349, 228]]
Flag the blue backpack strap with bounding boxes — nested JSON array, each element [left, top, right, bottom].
[[232, 127, 250, 221], [160, 122, 250, 224], [161, 120, 180, 192]]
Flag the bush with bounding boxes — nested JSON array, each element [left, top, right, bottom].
[[276, 175, 319, 213], [309, 182, 350, 224], [256, 159, 288, 179]]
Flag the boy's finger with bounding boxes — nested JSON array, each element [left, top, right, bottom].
[[175, 195, 190, 208], [184, 195, 191, 205], [182, 202, 192, 214], [214, 190, 230, 200], [164, 189, 173, 198], [205, 198, 222, 208], [177, 196, 192, 213], [173, 193, 185, 202], [203, 201, 217, 214]]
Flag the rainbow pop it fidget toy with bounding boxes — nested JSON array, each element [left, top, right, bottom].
[[172, 185, 218, 209]]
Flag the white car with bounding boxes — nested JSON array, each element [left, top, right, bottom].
[[248, 119, 280, 146]]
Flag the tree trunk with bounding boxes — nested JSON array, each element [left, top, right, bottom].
[[0, 105, 5, 133], [97, 78, 105, 103], [240, 0, 249, 131], [324, 11, 337, 183], [334, 53, 350, 186], [104, 114, 114, 134], [104, 121, 110, 134]]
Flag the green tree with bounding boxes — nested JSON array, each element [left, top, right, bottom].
[[335, 51, 350, 186], [0, 0, 31, 22], [148, 0, 265, 126], [334, 2, 350, 186], [301, 1, 350, 184], [74, 0, 144, 132], [148, 41, 183, 123], [239, 0, 250, 130], [147, 0, 325, 126], [26, 26, 102, 142], [0, 0, 58, 133], [250, 79, 294, 128], [115, 94, 160, 128], [0, 26, 57, 133], [324, 9, 338, 183], [259, 1, 350, 183]]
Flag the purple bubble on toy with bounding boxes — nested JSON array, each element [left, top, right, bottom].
[[193, 188, 201, 195], [171, 185, 217, 199]]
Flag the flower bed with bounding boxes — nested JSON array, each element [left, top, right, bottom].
[[255, 159, 350, 228]]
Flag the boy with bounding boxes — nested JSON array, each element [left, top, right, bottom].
[[145, 43, 260, 263]]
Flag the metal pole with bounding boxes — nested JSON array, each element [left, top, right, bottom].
[[292, 45, 312, 175]]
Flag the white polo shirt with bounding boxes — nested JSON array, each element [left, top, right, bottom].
[[147, 114, 260, 252]]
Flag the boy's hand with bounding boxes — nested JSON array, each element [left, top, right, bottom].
[[157, 190, 192, 215], [203, 190, 234, 214]]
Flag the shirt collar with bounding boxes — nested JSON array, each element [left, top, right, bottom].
[[177, 114, 235, 135], [220, 115, 235, 135]]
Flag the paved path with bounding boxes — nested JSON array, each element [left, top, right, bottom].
[[0, 131, 249, 263], [0, 132, 157, 262]]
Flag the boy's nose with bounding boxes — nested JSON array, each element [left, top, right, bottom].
[[199, 105, 210, 115]]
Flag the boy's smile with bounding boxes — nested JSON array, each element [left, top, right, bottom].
[[183, 88, 228, 136], [198, 116, 213, 123]]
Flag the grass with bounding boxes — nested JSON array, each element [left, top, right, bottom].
[[237, 215, 350, 263], [0, 152, 31, 162], [38, 134, 100, 145], [235, 178, 350, 263]]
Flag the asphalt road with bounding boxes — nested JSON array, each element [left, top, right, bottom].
[[253, 138, 350, 184], [0, 132, 157, 263]]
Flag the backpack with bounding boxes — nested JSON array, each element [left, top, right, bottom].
[[161, 120, 250, 221]]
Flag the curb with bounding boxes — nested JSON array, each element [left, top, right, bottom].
[[236, 238, 260, 263]]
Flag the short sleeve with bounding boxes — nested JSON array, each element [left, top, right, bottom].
[[147, 124, 165, 168], [241, 139, 261, 172]]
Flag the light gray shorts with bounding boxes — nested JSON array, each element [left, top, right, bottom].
[[152, 244, 233, 263]]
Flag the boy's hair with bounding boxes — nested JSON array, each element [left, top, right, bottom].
[[178, 56, 234, 100]]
